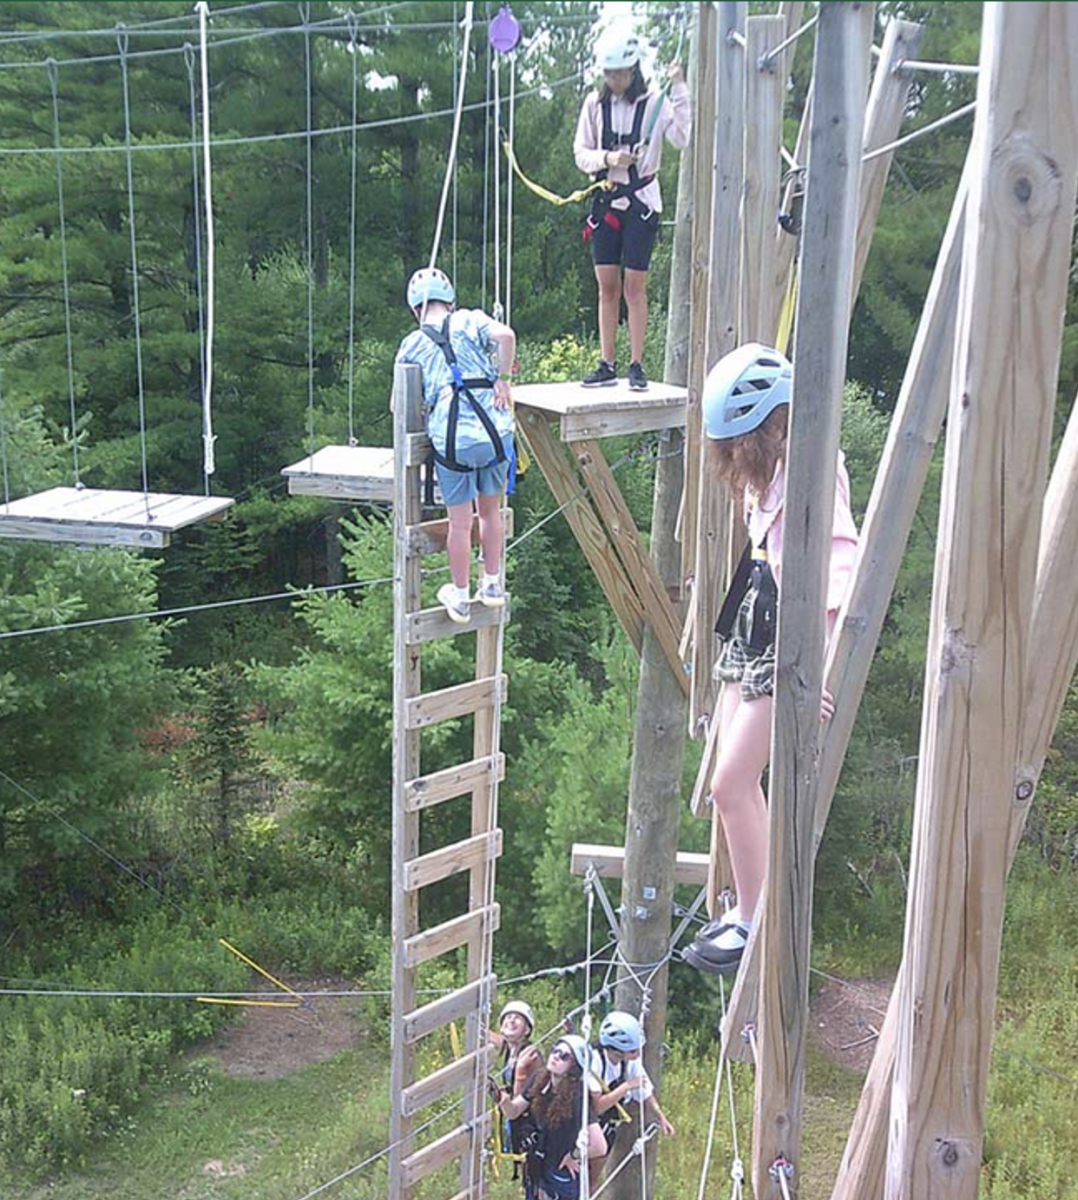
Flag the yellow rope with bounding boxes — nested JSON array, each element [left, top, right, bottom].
[[501, 136, 613, 207], [214, 937, 304, 1005], [776, 260, 799, 357], [196, 996, 302, 1008]]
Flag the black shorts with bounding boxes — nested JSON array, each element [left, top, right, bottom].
[[590, 203, 659, 272]]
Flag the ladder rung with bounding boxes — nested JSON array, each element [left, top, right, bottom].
[[406, 509, 514, 558], [406, 600, 510, 645], [402, 1046, 494, 1117], [405, 754, 505, 812], [405, 675, 508, 730], [401, 1111, 493, 1190], [403, 974, 497, 1045], [403, 904, 500, 969], [404, 830, 503, 892]]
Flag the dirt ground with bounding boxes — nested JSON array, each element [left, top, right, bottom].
[[195, 976, 369, 1080], [809, 974, 893, 1073]]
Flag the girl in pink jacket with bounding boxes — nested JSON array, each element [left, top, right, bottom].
[[683, 344, 859, 977]]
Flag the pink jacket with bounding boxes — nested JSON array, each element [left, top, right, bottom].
[[746, 451, 859, 614], [573, 82, 692, 214]]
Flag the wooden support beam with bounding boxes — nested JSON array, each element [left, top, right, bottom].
[[404, 754, 505, 813], [402, 904, 501, 970], [572, 439, 688, 692], [680, 0, 719, 586], [401, 1046, 494, 1118], [520, 409, 644, 652], [570, 843, 711, 888], [852, 18, 925, 303], [404, 675, 508, 731], [406, 601, 510, 646], [724, 158, 969, 1066], [390, 363, 425, 1199], [740, 15, 786, 345], [883, 7, 1078, 1196], [400, 1112, 492, 1190], [691, 0, 746, 736], [752, 8, 873, 1198], [404, 830, 503, 893], [403, 974, 498, 1045], [832, 391, 1078, 1200]]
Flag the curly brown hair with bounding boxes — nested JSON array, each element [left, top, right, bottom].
[[529, 1064, 585, 1130], [706, 405, 788, 503]]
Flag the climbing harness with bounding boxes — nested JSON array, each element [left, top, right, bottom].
[[715, 538, 777, 654], [582, 92, 656, 244], [420, 315, 507, 475]]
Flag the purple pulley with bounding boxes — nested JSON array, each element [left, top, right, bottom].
[[488, 3, 521, 54]]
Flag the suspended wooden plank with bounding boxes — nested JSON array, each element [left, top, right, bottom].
[[282, 443, 442, 503], [0, 487, 233, 549], [514, 382, 686, 443]]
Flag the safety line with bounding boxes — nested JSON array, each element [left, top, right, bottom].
[[196, 4, 218, 481], [862, 100, 976, 163]]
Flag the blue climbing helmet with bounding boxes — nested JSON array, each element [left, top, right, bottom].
[[554, 1033, 594, 1073], [702, 343, 792, 441], [406, 267, 455, 310], [599, 1011, 644, 1053]]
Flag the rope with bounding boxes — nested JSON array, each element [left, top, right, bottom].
[[0, 352, 10, 506], [345, 13, 360, 446], [492, 49, 502, 318], [196, 4, 217, 482], [0, 68, 588, 157], [452, 0, 459, 285], [500, 136, 611, 206], [116, 26, 151, 501], [505, 49, 516, 328], [481, 15, 492, 311], [183, 43, 209, 493], [302, 3, 315, 463], [45, 58, 79, 486], [589, 1124, 659, 1200], [579, 866, 598, 1200]]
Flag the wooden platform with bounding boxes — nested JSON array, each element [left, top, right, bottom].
[[514, 379, 687, 442], [282, 444, 440, 503], [0, 487, 234, 548]]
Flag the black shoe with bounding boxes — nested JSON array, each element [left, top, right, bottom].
[[628, 362, 648, 391], [682, 922, 750, 976], [582, 360, 618, 387]]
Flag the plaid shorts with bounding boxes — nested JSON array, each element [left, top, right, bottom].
[[713, 586, 776, 702]]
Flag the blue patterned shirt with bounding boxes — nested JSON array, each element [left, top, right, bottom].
[[395, 309, 515, 454]]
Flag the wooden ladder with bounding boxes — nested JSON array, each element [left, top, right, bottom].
[[388, 364, 507, 1200]]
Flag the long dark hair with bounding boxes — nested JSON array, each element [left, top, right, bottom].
[[598, 62, 648, 105]]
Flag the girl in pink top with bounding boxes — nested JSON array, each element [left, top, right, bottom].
[[573, 31, 691, 392], [683, 344, 859, 977]]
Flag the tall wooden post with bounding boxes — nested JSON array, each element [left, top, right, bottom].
[[606, 17, 707, 1200], [885, 6, 1078, 1197], [751, 7, 873, 1197], [681, 1, 718, 586]]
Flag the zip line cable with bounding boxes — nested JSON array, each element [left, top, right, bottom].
[[184, 42, 210, 494], [345, 12, 360, 446], [196, 3, 218, 482]]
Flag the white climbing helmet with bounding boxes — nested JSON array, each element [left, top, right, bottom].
[[554, 1034, 594, 1074], [499, 1000, 536, 1033], [599, 1011, 644, 1053], [406, 267, 455, 310], [597, 29, 642, 71], [703, 343, 793, 441]]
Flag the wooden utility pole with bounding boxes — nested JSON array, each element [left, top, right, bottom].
[[751, 7, 873, 1198], [884, 5, 1078, 1197], [607, 13, 706, 1199]]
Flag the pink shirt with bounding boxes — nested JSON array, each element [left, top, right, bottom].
[[573, 82, 692, 214], [746, 451, 860, 614]]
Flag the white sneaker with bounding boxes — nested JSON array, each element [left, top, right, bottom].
[[475, 577, 506, 608], [437, 582, 471, 624]]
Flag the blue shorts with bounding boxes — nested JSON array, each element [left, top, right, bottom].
[[434, 434, 514, 508]]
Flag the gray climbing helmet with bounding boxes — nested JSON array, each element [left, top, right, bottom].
[[702, 343, 792, 441]]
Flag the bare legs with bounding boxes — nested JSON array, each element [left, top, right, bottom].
[[711, 683, 773, 920], [595, 264, 621, 363], [445, 494, 504, 590], [623, 267, 648, 363]]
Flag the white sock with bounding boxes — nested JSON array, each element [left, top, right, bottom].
[[450, 583, 469, 603], [482, 572, 500, 589], [722, 903, 741, 925]]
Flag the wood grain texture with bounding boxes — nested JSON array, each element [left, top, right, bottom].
[[751, 7, 873, 1195]]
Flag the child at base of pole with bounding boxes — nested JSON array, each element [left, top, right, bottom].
[[395, 267, 517, 624], [573, 30, 690, 393], [682, 344, 859, 978], [591, 1011, 675, 1163]]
